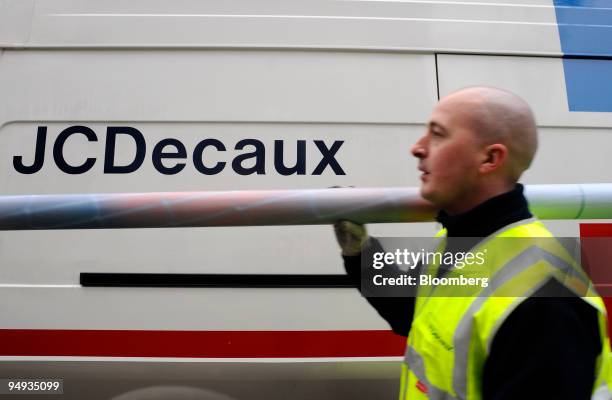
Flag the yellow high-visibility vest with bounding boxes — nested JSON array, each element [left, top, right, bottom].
[[400, 218, 612, 400]]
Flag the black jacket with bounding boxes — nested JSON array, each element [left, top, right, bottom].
[[343, 185, 601, 399]]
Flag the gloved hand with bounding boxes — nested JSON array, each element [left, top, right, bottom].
[[334, 220, 370, 256]]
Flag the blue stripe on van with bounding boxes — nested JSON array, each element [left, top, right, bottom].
[[554, 0, 612, 56], [554, 0, 612, 111], [561, 58, 612, 112]]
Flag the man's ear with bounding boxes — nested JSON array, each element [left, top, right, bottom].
[[479, 143, 508, 174]]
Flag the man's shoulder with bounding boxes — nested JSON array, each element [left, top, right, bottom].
[[493, 217, 549, 238]]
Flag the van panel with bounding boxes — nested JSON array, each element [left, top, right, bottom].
[[1, 0, 560, 55], [0, 0, 33, 45], [0, 48, 437, 288], [0, 50, 436, 124], [0, 287, 390, 330], [437, 54, 612, 128]]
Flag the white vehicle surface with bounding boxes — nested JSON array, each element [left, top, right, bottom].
[[0, 1, 611, 398]]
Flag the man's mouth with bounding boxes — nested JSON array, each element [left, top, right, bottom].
[[418, 166, 430, 180]]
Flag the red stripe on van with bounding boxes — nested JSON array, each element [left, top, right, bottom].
[[0, 329, 406, 358], [581, 224, 612, 238], [580, 223, 612, 340]]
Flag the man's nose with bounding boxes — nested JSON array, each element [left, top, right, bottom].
[[411, 136, 427, 158]]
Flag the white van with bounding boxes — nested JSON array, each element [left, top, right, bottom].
[[1, 1, 611, 399]]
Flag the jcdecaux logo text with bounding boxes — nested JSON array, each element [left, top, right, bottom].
[[13, 126, 346, 176]]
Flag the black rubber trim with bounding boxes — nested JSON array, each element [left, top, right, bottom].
[[435, 53, 440, 100], [80, 273, 355, 288], [436, 51, 612, 61], [562, 54, 612, 61]]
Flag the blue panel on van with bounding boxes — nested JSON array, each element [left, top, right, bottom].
[[562, 58, 612, 112], [554, 0, 612, 112]]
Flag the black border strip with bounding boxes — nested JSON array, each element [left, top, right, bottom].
[[562, 54, 612, 61], [434, 53, 440, 100], [436, 51, 612, 61], [80, 273, 354, 288]]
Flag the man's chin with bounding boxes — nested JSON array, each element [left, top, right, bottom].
[[419, 186, 432, 201], [420, 187, 443, 208]]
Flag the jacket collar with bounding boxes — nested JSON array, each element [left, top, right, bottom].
[[436, 184, 532, 238]]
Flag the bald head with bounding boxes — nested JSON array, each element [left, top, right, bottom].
[[441, 86, 538, 182]]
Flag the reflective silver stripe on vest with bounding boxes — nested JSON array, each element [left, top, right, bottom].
[[593, 382, 612, 400], [405, 346, 459, 400], [451, 245, 577, 400]]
